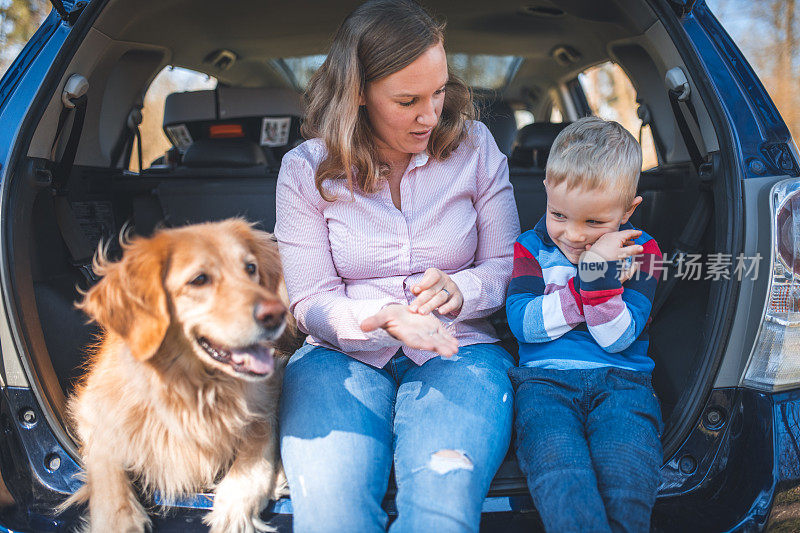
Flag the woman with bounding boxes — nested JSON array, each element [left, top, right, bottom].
[[275, 1, 520, 531]]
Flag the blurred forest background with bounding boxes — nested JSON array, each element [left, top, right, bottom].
[[0, 0, 797, 169]]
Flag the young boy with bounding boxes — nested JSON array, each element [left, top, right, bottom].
[[506, 116, 663, 532]]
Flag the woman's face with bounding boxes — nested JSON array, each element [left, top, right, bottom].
[[361, 41, 449, 163]]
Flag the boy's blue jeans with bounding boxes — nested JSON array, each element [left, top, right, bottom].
[[280, 342, 515, 533], [509, 365, 663, 533]]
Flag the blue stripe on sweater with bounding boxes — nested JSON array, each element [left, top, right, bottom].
[[507, 216, 660, 374]]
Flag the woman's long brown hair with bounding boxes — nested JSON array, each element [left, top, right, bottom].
[[301, 0, 476, 201]]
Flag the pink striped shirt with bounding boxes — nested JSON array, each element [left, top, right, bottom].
[[275, 120, 520, 368]]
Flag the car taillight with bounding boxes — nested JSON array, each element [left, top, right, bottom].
[[742, 179, 800, 391]]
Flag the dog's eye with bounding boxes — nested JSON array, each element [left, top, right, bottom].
[[189, 273, 209, 286], [245, 263, 257, 275]]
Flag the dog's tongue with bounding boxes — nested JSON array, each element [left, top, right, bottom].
[[231, 345, 274, 375]]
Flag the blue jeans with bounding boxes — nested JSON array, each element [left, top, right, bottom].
[[509, 366, 663, 533], [280, 342, 515, 533]]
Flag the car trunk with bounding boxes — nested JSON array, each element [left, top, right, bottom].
[[0, 0, 742, 506]]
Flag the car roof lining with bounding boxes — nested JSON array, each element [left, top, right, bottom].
[[27, 0, 719, 167], [92, 0, 656, 90]]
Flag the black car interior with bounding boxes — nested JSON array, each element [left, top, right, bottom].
[[11, 0, 731, 487]]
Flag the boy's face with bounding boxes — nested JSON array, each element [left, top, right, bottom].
[[544, 180, 642, 264]]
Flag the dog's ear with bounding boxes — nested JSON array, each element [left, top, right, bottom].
[[77, 235, 170, 361]]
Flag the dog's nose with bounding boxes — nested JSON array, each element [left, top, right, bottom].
[[255, 300, 285, 330]]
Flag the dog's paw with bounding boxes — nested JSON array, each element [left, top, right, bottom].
[[85, 513, 150, 533], [92, 511, 151, 533], [204, 508, 274, 533], [205, 478, 272, 533], [272, 469, 289, 500], [87, 492, 151, 533]]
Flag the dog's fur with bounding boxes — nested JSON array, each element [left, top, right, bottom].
[[59, 219, 297, 533]]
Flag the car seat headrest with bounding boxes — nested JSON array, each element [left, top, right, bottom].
[[510, 122, 572, 168], [182, 138, 268, 168], [215, 87, 304, 119], [476, 98, 517, 156], [163, 87, 304, 127], [162, 87, 305, 166]]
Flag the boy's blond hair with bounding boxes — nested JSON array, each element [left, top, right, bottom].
[[545, 116, 642, 207]]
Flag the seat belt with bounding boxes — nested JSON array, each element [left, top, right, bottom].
[[49, 74, 98, 284], [651, 68, 714, 317], [665, 67, 704, 170], [651, 184, 712, 318], [109, 107, 143, 170], [636, 101, 665, 163], [131, 110, 143, 172]]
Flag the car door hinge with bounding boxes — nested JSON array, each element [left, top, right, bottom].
[[50, 0, 87, 25], [760, 143, 800, 177], [667, 0, 698, 18]]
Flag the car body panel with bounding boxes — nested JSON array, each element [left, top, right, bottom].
[[0, 384, 798, 531], [0, 1, 797, 532], [713, 175, 781, 389], [0, 12, 73, 394]]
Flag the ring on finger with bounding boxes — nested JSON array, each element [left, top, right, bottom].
[[441, 287, 450, 297]]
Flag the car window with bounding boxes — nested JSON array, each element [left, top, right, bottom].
[[276, 53, 522, 91], [515, 109, 534, 129], [132, 66, 217, 171], [578, 61, 658, 171], [278, 55, 326, 90], [447, 54, 521, 89]]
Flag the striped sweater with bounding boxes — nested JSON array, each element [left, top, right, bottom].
[[506, 216, 662, 373]]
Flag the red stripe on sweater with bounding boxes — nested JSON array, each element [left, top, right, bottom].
[[567, 277, 584, 314], [513, 242, 543, 278], [641, 239, 661, 257], [636, 240, 664, 280], [580, 287, 624, 305]]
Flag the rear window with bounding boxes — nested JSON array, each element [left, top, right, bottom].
[[277, 55, 326, 90], [275, 53, 522, 91], [579, 61, 658, 171], [447, 54, 521, 89], [133, 66, 217, 171]]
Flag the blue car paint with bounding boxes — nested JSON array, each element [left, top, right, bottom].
[[0, 13, 67, 171], [2, 384, 799, 531], [0, 0, 797, 531]]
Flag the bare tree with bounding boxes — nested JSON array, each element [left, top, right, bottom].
[[764, 0, 800, 140], [710, 0, 800, 141], [581, 62, 658, 169], [0, 0, 50, 73]]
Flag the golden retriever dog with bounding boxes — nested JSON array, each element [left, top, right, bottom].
[[58, 218, 296, 533]]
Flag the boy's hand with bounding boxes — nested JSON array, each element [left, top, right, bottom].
[[619, 260, 640, 284], [584, 229, 643, 262]]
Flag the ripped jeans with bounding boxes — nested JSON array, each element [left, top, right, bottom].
[[279, 342, 515, 533]]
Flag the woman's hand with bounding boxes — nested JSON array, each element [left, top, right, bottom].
[[360, 304, 458, 357], [408, 268, 464, 316]]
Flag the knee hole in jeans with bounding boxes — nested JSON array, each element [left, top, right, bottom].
[[428, 450, 474, 475]]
